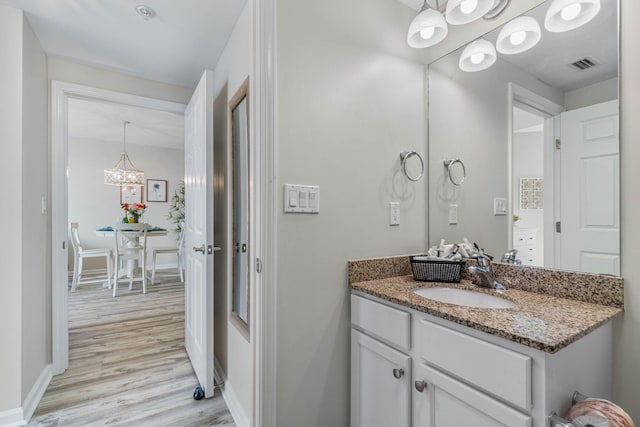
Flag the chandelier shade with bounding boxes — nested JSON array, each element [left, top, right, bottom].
[[104, 121, 145, 186], [446, 0, 495, 25]]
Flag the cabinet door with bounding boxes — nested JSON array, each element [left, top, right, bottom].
[[413, 363, 531, 427], [351, 329, 411, 427]]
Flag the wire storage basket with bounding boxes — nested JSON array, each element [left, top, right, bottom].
[[410, 256, 465, 283]]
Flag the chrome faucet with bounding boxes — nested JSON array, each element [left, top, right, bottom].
[[468, 254, 506, 291], [501, 249, 522, 265]]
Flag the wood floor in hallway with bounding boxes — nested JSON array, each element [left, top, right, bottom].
[[29, 273, 235, 427]]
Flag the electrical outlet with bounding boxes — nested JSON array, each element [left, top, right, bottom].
[[494, 197, 507, 215], [449, 204, 458, 224], [389, 202, 400, 226]]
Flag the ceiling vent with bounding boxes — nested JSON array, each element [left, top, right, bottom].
[[569, 57, 600, 71]]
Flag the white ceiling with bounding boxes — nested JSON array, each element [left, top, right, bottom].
[[68, 98, 184, 150], [0, 0, 246, 88]]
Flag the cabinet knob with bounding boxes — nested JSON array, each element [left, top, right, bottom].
[[392, 368, 404, 379], [414, 380, 428, 392]]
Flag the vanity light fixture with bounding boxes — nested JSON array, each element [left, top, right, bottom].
[[496, 16, 541, 55], [407, 0, 449, 48], [446, 0, 495, 25], [458, 39, 496, 72], [104, 121, 145, 186], [544, 0, 600, 32]]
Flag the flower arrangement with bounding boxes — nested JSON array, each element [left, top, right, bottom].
[[121, 203, 146, 223]]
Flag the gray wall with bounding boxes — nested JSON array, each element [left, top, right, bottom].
[[0, 5, 26, 412], [275, 0, 426, 424], [21, 13, 49, 402], [615, 0, 640, 420]]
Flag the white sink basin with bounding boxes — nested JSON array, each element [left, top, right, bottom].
[[413, 287, 516, 309]]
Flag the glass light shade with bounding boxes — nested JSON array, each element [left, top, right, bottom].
[[408, 8, 448, 48], [459, 39, 497, 72], [496, 16, 541, 55], [446, 0, 495, 25], [544, 0, 600, 33]]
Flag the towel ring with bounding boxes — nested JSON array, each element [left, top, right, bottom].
[[400, 151, 424, 182], [443, 159, 466, 186]]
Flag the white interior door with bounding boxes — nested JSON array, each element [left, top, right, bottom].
[[560, 100, 619, 275], [184, 69, 215, 397]]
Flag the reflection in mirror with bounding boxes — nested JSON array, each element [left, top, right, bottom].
[[230, 78, 250, 332], [428, 0, 619, 275]]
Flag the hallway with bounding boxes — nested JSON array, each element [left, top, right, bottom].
[[29, 275, 234, 426]]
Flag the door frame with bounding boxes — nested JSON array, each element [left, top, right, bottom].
[[51, 80, 186, 374]]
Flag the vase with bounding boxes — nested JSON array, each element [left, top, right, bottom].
[[127, 213, 139, 223]]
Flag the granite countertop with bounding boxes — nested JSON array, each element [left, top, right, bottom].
[[350, 275, 622, 354]]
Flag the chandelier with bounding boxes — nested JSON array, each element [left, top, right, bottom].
[[104, 120, 144, 186]]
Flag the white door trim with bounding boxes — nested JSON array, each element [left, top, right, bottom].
[[507, 83, 563, 267], [51, 80, 186, 374], [254, 0, 277, 424]]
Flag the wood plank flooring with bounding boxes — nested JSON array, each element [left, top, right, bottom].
[[29, 273, 235, 427]]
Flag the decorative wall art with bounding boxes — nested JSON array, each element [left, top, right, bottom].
[[120, 185, 143, 204], [146, 179, 168, 202], [519, 177, 543, 210]]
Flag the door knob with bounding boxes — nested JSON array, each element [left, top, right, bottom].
[[193, 245, 205, 254], [414, 380, 428, 392], [392, 368, 404, 379]]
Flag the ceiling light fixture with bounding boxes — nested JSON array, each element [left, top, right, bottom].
[[459, 39, 497, 72], [407, 0, 449, 48], [135, 5, 156, 20], [544, 0, 600, 32], [496, 16, 541, 55], [446, 0, 495, 25], [104, 121, 145, 187]]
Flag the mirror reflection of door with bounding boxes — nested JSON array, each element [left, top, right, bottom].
[[230, 79, 250, 334]]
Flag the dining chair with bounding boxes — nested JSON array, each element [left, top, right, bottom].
[[112, 223, 150, 297], [150, 223, 185, 284], [69, 222, 113, 292]]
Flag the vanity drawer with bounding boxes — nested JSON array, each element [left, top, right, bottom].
[[514, 232, 536, 247], [351, 295, 411, 351], [416, 320, 531, 411]]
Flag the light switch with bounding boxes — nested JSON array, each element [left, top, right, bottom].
[[289, 190, 298, 207], [299, 191, 308, 208], [309, 192, 317, 209]]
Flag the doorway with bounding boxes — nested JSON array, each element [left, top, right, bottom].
[[51, 80, 187, 373]]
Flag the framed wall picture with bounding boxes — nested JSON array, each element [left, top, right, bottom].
[[120, 185, 143, 204], [147, 179, 168, 202]]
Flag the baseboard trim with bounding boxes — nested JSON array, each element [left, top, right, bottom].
[[221, 380, 250, 427], [213, 357, 249, 427], [0, 408, 25, 427], [22, 364, 52, 422]]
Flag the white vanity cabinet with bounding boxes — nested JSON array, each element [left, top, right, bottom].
[[351, 295, 412, 427], [513, 229, 539, 266], [351, 293, 613, 427]]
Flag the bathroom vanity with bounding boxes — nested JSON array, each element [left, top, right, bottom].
[[348, 256, 623, 427]]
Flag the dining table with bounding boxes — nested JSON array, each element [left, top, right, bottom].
[[95, 225, 169, 285]]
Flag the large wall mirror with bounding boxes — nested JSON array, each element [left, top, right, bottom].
[[428, 0, 619, 275], [230, 78, 250, 334]]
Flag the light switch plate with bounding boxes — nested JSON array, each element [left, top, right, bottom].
[[494, 197, 507, 215], [284, 184, 320, 213], [389, 202, 400, 226], [449, 204, 458, 224]]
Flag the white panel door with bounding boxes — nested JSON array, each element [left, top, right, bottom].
[[560, 100, 619, 275], [351, 329, 411, 427], [184, 70, 215, 397]]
